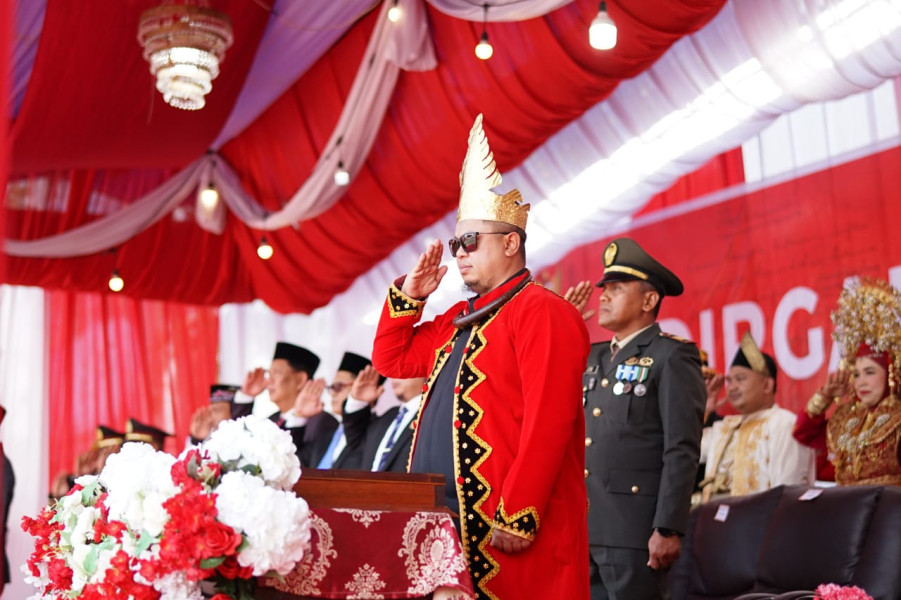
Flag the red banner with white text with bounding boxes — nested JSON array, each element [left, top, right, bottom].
[[539, 144, 901, 415]]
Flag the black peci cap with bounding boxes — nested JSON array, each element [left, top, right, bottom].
[[731, 332, 778, 380], [337, 352, 371, 376], [596, 238, 684, 297], [273, 342, 320, 377]]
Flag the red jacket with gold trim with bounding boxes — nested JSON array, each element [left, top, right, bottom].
[[373, 270, 590, 600]]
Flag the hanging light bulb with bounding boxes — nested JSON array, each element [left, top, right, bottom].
[[198, 181, 219, 209], [475, 4, 493, 60], [589, 1, 617, 50], [108, 269, 125, 292], [475, 31, 494, 60], [257, 237, 274, 260], [334, 161, 350, 186], [387, 0, 402, 22]]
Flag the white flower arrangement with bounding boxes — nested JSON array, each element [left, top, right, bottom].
[[23, 415, 311, 600]]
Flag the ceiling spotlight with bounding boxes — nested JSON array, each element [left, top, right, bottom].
[[334, 161, 350, 186], [387, 0, 402, 22], [475, 31, 494, 60], [198, 182, 219, 209], [589, 1, 617, 50], [108, 269, 125, 292], [257, 237, 274, 260]]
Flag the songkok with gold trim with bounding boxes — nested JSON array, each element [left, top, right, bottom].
[[456, 114, 529, 230], [125, 418, 171, 448], [596, 237, 683, 296], [95, 425, 125, 449], [731, 332, 778, 381]]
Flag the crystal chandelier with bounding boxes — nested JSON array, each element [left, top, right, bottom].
[[137, 3, 233, 111]]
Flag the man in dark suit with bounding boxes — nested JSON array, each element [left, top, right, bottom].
[[584, 238, 705, 600], [311, 351, 378, 469], [342, 374, 425, 472], [240, 342, 338, 468]]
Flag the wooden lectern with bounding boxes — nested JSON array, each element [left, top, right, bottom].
[[256, 470, 473, 600], [292, 469, 448, 511]]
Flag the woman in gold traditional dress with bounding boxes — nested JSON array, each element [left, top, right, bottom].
[[793, 278, 901, 486]]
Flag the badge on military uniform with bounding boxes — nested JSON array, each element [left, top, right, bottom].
[[613, 362, 650, 395]]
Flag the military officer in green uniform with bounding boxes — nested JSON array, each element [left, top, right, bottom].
[[584, 237, 705, 600]]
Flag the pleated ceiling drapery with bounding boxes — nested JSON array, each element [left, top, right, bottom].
[[4, 0, 728, 312]]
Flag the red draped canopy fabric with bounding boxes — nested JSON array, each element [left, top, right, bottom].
[[5, 0, 727, 313], [46, 291, 218, 487]]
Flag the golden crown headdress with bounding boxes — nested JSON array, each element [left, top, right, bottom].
[[830, 278, 901, 371], [457, 114, 529, 230]]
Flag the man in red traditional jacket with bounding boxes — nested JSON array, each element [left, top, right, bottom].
[[372, 115, 590, 600]]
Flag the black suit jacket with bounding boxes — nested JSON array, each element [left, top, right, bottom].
[[269, 411, 339, 469], [341, 404, 415, 473], [583, 323, 705, 549]]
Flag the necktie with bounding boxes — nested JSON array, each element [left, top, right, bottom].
[[376, 406, 408, 471], [610, 342, 620, 360], [317, 423, 344, 469]]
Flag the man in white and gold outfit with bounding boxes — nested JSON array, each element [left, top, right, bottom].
[[700, 333, 815, 502]]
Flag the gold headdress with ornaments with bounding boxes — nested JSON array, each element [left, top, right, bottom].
[[457, 114, 529, 230], [831, 278, 901, 394]]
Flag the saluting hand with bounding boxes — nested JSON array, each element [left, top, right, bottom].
[[821, 369, 852, 399], [189, 406, 214, 440], [293, 379, 326, 418], [401, 239, 448, 299], [351, 366, 384, 405], [563, 280, 596, 321], [242, 367, 267, 397]]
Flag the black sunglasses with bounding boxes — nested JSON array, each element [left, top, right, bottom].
[[448, 231, 510, 255]]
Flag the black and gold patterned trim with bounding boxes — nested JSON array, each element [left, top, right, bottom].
[[454, 320, 498, 600], [493, 499, 539, 541], [454, 282, 533, 600], [386, 284, 425, 319]]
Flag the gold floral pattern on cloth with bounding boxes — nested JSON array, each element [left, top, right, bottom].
[[263, 512, 336, 596], [729, 417, 767, 495], [398, 512, 471, 596], [827, 398, 901, 485], [345, 564, 387, 599], [257, 508, 474, 599], [335, 508, 383, 528]]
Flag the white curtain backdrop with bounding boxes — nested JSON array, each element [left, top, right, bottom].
[[0, 286, 47, 600], [218, 0, 901, 388]]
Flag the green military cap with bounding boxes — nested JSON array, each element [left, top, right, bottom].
[[595, 238, 684, 297]]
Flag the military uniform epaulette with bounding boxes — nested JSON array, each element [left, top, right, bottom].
[[659, 332, 695, 344]]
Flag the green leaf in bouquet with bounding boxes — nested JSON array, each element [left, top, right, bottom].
[[135, 529, 154, 556], [83, 546, 99, 576], [98, 537, 116, 552], [200, 555, 226, 569], [239, 464, 261, 476], [80, 480, 100, 505]]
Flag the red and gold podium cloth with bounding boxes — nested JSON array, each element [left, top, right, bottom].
[[258, 508, 474, 599]]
